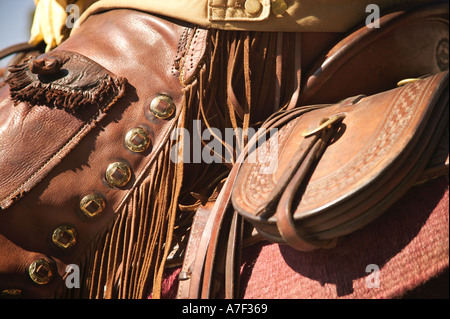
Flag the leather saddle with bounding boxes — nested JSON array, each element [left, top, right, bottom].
[[177, 72, 449, 299], [176, 2, 449, 299], [232, 72, 449, 251]]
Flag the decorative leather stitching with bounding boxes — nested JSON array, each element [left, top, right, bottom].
[[298, 78, 431, 208], [236, 76, 435, 215], [180, 28, 209, 86]]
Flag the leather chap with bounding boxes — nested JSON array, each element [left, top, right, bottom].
[[0, 10, 202, 298]]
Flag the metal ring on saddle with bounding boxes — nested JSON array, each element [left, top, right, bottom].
[[301, 113, 346, 137], [397, 78, 420, 87]]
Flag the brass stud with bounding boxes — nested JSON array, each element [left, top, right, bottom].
[[29, 258, 53, 285], [125, 127, 151, 153], [52, 225, 78, 249], [244, 0, 262, 15], [80, 193, 106, 218], [149, 95, 176, 119], [105, 161, 132, 188], [271, 0, 287, 15]]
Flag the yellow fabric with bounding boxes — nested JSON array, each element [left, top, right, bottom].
[[29, 0, 67, 51], [30, 0, 434, 51], [29, 0, 98, 51]]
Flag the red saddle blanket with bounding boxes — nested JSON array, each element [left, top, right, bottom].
[[158, 176, 448, 299]]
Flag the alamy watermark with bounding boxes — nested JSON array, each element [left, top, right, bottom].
[[64, 4, 381, 29], [365, 264, 380, 288], [64, 263, 382, 290], [65, 264, 80, 289], [65, 4, 80, 29], [365, 4, 381, 29], [169, 120, 279, 174]]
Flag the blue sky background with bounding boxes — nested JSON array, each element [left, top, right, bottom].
[[0, 0, 36, 67]]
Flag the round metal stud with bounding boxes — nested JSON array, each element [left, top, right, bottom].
[[245, 0, 262, 15], [125, 127, 151, 153], [271, 0, 287, 15], [105, 161, 132, 188], [52, 225, 78, 249], [149, 95, 176, 119], [79, 193, 106, 218], [29, 258, 53, 285]]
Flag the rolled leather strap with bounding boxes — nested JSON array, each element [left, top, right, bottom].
[[275, 125, 341, 251], [299, 1, 449, 105]]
